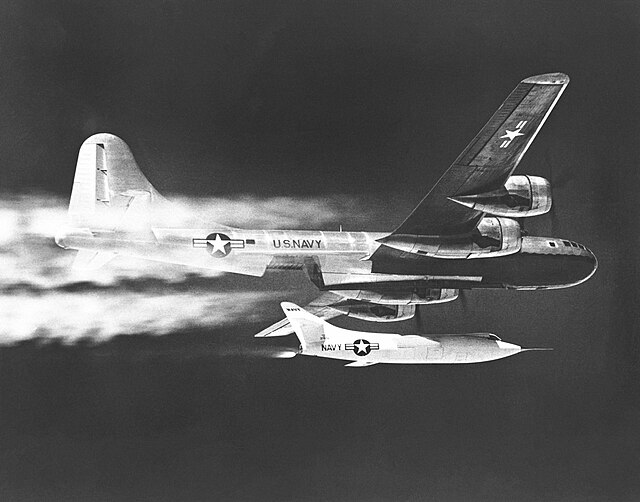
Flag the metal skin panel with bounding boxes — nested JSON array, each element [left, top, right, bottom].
[[281, 303, 529, 366]]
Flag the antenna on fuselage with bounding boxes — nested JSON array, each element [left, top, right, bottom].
[[339, 224, 343, 232]]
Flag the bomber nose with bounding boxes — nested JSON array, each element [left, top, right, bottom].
[[570, 246, 598, 286], [587, 248, 598, 278]]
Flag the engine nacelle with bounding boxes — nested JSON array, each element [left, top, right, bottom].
[[449, 175, 552, 217], [334, 288, 459, 306], [331, 303, 416, 322], [381, 217, 521, 259]]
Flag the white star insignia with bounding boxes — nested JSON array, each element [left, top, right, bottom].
[[354, 340, 369, 354], [500, 129, 525, 141], [208, 234, 229, 255]]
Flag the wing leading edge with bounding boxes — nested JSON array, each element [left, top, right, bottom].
[[393, 72, 569, 236]]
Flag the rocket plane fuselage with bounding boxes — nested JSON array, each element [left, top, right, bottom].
[[281, 302, 543, 367], [302, 332, 524, 365]]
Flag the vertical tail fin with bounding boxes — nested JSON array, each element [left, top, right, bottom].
[[67, 133, 168, 231], [57, 133, 235, 269], [280, 302, 328, 352]]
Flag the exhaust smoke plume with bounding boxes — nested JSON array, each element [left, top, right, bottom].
[[0, 193, 380, 344]]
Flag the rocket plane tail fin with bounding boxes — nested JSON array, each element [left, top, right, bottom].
[[280, 302, 330, 353]]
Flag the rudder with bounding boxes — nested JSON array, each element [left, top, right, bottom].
[[67, 133, 168, 231]]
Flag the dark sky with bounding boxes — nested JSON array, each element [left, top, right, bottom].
[[1, 1, 640, 501], [2, 0, 637, 198]]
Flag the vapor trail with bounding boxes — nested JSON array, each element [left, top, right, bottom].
[[0, 193, 375, 344]]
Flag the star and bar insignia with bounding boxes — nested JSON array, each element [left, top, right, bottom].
[[345, 339, 380, 356], [499, 120, 528, 149], [192, 233, 245, 258]]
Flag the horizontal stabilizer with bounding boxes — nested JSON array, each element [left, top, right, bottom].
[[255, 318, 295, 338], [72, 250, 116, 270]]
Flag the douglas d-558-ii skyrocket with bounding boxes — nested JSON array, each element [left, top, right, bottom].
[[281, 303, 548, 367]]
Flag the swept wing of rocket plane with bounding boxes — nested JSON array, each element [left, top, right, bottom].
[[55, 73, 596, 337]]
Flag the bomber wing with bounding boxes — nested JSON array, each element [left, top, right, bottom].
[[393, 72, 569, 236]]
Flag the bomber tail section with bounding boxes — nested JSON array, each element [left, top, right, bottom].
[[57, 134, 173, 268], [66, 134, 169, 231], [56, 133, 235, 269]]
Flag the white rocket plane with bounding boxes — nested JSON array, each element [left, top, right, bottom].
[[281, 302, 548, 367]]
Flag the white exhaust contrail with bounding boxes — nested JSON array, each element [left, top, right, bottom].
[[0, 193, 372, 344]]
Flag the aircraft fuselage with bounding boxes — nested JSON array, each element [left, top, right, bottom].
[[57, 227, 597, 290], [303, 333, 525, 365]]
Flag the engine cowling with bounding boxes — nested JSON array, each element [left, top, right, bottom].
[[334, 288, 459, 305], [331, 303, 416, 322], [449, 175, 552, 217], [381, 217, 521, 259]]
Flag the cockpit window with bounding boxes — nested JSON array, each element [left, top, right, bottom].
[[549, 241, 556, 247], [563, 240, 571, 246], [570, 242, 578, 248]]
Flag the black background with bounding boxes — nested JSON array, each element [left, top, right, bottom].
[[1, 1, 639, 500]]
